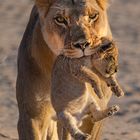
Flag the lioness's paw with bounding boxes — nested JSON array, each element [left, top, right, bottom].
[[107, 105, 120, 116]]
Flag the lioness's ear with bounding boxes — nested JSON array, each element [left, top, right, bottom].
[[96, 0, 108, 10], [35, 0, 53, 24], [35, 0, 53, 16], [35, 0, 52, 8]]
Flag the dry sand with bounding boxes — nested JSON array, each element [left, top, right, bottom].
[[0, 0, 140, 140]]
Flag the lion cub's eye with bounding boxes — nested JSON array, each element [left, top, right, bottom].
[[89, 12, 99, 22], [54, 16, 68, 26]]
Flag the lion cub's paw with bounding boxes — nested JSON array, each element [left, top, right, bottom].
[[107, 105, 120, 116], [74, 131, 91, 140], [111, 86, 124, 97]]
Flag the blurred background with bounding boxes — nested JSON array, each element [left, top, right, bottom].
[[0, 0, 139, 139]]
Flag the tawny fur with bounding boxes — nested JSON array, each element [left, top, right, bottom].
[[51, 38, 122, 140], [16, 0, 116, 140], [90, 38, 124, 98]]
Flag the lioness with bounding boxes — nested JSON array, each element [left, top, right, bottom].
[[51, 38, 122, 140], [16, 0, 115, 140]]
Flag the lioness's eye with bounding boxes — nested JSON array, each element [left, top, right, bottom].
[[54, 16, 68, 26], [89, 12, 99, 22]]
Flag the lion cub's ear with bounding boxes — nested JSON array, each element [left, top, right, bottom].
[[96, 0, 109, 10]]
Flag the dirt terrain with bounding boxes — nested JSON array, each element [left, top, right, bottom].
[[0, 0, 140, 140]]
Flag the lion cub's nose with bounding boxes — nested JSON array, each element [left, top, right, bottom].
[[73, 41, 91, 51]]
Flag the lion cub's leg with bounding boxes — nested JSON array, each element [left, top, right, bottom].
[[89, 103, 120, 122], [72, 66, 104, 99], [105, 75, 124, 97], [57, 111, 90, 140]]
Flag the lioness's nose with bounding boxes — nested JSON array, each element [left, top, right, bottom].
[[73, 40, 91, 51]]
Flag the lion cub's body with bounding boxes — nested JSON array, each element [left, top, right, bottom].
[[51, 41, 122, 139]]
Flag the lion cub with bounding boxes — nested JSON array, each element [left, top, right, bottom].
[[88, 38, 124, 98], [51, 38, 122, 140]]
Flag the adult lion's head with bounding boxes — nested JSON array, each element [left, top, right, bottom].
[[36, 0, 112, 57]]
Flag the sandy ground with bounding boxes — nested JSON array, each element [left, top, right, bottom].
[[0, 0, 140, 140]]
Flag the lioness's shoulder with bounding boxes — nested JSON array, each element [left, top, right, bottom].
[[20, 5, 39, 48]]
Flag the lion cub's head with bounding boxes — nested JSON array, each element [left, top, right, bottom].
[[92, 38, 119, 78], [36, 0, 111, 56]]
